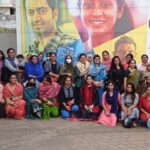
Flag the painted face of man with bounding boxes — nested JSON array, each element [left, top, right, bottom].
[[25, 0, 58, 35], [115, 43, 136, 64], [80, 0, 124, 35]]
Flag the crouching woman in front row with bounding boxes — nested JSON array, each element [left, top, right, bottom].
[[3, 74, 26, 119], [138, 86, 150, 128], [59, 76, 79, 119], [80, 75, 100, 120], [97, 81, 120, 126], [39, 75, 60, 120], [121, 83, 139, 127]]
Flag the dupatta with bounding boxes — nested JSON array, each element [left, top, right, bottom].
[[39, 82, 60, 99], [105, 90, 118, 116], [76, 61, 90, 73]]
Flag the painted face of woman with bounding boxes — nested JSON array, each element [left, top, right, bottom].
[[81, 0, 123, 35]]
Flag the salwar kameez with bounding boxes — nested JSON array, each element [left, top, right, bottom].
[[39, 82, 60, 120]]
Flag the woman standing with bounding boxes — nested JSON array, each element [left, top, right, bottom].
[[24, 77, 42, 119], [108, 56, 124, 93], [3, 48, 22, 83], [140, 63, 150, 95], [75, 53, 90, 102], [0, 50, 5, 82], [59, 76, 79, 119], [102, 51, 112, 73], [97, 81, 120, 126], [121, 83, 139, 127], [25, 55, 44, 82], [59, 55, 76, 84], [3, 74, 26, 119], [39, 75, 60, 120], [88, 54, 106, 106], [124, 59, 141, 92]]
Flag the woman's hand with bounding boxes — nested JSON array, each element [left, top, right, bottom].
[[89, 104, 94, 110], [105, 110, 110, 116], [146, 113, 150, 119], [127, 108, 132, 116], [84, 105, 89, 110], [42, 98, 48, 103], [46, 101, 54, 106], [0, 98, 5, 104], [65, 105, 71, 112]]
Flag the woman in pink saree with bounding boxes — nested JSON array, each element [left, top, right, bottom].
[[3, 74, 26, 119]]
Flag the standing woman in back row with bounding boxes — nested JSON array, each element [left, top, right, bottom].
[[124, 59, 141, 92], [108, 56, 124, 93], [75, 53, 90, 102]]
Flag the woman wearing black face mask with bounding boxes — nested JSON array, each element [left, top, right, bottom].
[[24, 77, 42, 119], [59, 55, 76, 84]]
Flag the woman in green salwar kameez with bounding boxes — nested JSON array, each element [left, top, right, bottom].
[[38, 75, 60, 119]]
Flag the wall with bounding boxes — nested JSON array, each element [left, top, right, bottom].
[[0, 32, 17, 54]]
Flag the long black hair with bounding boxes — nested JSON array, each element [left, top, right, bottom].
[[124, 83, 136, 103]]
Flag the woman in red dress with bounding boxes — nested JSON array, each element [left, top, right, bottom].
[[3, 74, 26, 119]]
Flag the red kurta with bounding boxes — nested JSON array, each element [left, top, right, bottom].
[[139, 95, 150, 122]]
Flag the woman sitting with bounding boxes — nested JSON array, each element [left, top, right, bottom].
[[59, 76, 79, 119], [139, 86, 150, 128], [0, 83, 6, 118], [121, 83, 139, 127], [80, 75, 99, 120], [3, 74, 25, 119], [97, 81, 120, 126], [39, 75, 60, 119], [24, 77, 42, 119]]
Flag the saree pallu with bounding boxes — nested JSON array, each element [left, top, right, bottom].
[[6, 99, 25, 119]]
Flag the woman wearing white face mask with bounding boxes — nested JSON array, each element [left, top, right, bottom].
[[59, 55, 76, 84]]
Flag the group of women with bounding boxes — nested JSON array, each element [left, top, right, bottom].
[[0, 48, 150, 129]]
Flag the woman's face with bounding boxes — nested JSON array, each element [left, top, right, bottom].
[[86, 76, 93, 85], [10, 75, 17, 84], [126, 84, 132, 93], [31, 56, 38, 64], [29, 78, 35, 84], [108, 83, 114, 91], [65, 77, 72, 86], [114, 57, 120, 65], [94, 56, 100, 64], [146, 65, 150, 72], [87, 56, 93, 63], [81, 0, 123, 35], [80, 55, 87, 64], [0, 52, 3, 60], [146, 87, 150, 96], [43, 78, 50, 84], [102, 52, 109, 61], [8, 49, 15, 58], [38, 54, 43, 61], [126, 55, 132, 63], [129, 60, 136, 69]]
